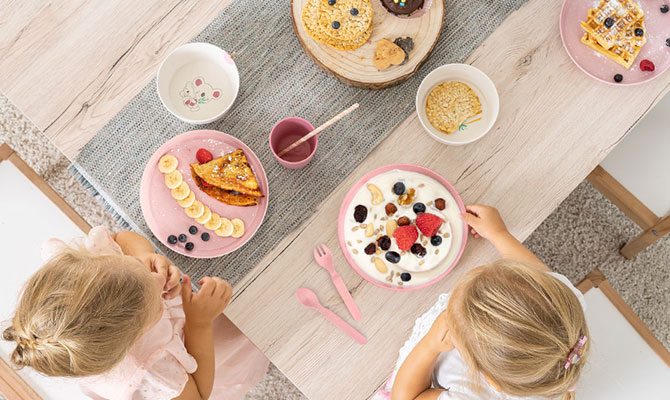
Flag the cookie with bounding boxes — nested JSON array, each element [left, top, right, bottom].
[[373, 39, 406, 70], [302, 0, 373, 51], [393, 37, 414, 65], [381, 0, 424, 15], [425, 81, 482, 134]]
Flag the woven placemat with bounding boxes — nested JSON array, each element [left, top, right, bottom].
[[72, 0, 526, 284]]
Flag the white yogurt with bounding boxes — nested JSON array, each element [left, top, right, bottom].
[[343, 170, 464, 288]]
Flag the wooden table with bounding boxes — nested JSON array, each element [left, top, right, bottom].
[[1, 0, 669, 399]]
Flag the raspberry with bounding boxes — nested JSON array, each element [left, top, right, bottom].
[[196, 148, 213, 164], [416, 213, 442, 237], [393, 225, 418, 251], [640, 59, 655, 72]]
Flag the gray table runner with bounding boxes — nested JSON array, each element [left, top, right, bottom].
[[72, 0, 526, 284]]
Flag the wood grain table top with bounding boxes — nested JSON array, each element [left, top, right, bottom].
[[1, 0, 669, 398]]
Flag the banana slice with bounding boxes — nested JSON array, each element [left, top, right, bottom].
[[215, 218, 234, 237], [367, 184, 384, 205], [184, 200, 205, 219], [204, 213, 222, 230], [231, 218, 245, 238], [158, 154, 178, 174], [195, 206, 212, 224], [176, 190, 195, 207], [164, 170, 183, 189], [171, 182, 190, 200]]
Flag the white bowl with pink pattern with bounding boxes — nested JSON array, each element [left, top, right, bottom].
[[157, 42, 239, 124]]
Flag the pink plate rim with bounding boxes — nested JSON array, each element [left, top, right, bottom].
[[337, 164, 468, 292], [559, 0, 670, 86], [139, 129, 269, 258]]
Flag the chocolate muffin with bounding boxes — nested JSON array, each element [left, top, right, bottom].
[[380, 0, 424, 15]]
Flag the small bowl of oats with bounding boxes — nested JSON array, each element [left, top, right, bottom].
[[416, 64, 499, 146]]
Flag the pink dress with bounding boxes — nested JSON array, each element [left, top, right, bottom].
[[42, 226, 269, 400]]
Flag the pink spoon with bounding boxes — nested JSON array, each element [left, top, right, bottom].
[[296, 288, 367, 345]]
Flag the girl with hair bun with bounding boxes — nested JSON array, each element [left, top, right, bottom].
[[2, 226, 268, 399], [378, 205, 589, 400]]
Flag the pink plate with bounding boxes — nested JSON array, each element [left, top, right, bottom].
[[140, 130, 268, 258], [560, 0, 670, 85], [337, 164, 468, 291]]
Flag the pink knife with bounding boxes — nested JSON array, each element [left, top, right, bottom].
[[313, 244, 362, 320], [296, 288, 367, 344]]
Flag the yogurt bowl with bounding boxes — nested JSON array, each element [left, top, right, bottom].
[[157, 42, 239, 124]]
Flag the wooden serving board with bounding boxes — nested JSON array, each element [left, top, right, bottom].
[[290, 0, 445, 89]]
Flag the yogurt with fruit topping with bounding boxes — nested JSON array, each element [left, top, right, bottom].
[[342, 169, 464, 288]]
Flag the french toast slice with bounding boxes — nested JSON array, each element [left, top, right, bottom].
[[191, 170, 259, 207], [190, 149, 264, 198]]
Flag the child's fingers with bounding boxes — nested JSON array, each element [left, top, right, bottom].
[[199, 277, 217, 296], [460, 211, 479, 226], [164, 265, 181, 291], [180, 274, 193, 303]]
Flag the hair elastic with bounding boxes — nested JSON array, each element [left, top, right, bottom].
[[564, 335, 587, 369]]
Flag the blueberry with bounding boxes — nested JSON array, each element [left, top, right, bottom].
[[201, 232, 210, 241], [413, 202, 426, 214], [178, 234, 187, 243], [350, 8, 358, 15], [328, 0, 336, 4], [185, 242, 194, 251], [189, 225, 198, 235], [385, 251, 401, 263], [393, 182, 406, 195], [431, 235, 442, 246], [613, 74, 623, 83], [666, 38, 670, 47], [400, 272, 412, 282], [661, 4, 669, 13], [634, 28, 644, 37], [168, 235, 178, 244], [604, 17, 614, 28], [332, 21, 340, 29]]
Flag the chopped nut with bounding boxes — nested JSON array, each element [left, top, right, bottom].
[[385, 203, 398, 216], [367, 184, 384, 205], [347, 241, 352, 246], [398, 188, 416, 205], [374, 257, 388, 273], [376, 248, 382, 255], [386, 220, 398, 237], [443, 233, 451, 238], [357, 239, 362, 243], [398, 216, 411, 226], [365, 224, 374, 237], [360, 224, 367, 228], [353, 249, 358, 254], [435, 249, 440, 255], [419, 260, 425, 266], [418, 183, 425, 188], [352, 226, 359, 232], [434, 198, 446, 210]]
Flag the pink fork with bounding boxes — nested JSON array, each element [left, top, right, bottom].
[[313, 244, 362, 321]]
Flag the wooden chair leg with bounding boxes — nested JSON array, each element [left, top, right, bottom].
[[621, 216, 670, 259]]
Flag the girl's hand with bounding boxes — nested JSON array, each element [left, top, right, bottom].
[[424, 310, 454, 353], [459, 204, 509, 241], [181, 275, 233, 327], [139, 253, 181, 300]]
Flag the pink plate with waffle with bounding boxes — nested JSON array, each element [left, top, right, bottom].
[[337, 164, 467, 291], [560, 0, 670, 85], [140, 130, 268, 258]]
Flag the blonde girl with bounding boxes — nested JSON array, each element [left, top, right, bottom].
[[381, 205, 589, 400], [3, 226, 268, 399]]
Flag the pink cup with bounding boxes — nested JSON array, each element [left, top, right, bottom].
[[269, 117, 318, 169]]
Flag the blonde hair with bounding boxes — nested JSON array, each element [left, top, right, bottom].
[[446, 260, 589, 400], [2, 249, 159, 377]]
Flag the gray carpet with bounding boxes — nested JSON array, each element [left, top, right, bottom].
[[71, 0, 528, 287], [1, 91, 669, 398]]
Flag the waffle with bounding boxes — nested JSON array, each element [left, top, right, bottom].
[[580, 0, 644, 50], [580, 22, 646, 69]]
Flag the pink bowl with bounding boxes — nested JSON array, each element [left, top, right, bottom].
[[269, 117, 318, 169], [337, 164, 468, 291]]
